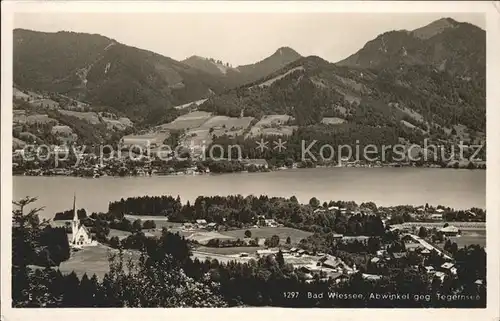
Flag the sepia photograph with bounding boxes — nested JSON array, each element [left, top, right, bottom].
[[1, 1, 499, 319]]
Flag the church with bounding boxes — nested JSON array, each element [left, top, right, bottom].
[[70, 195, 97, 248]]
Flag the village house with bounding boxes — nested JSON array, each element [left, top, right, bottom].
[[420, 249, 431, 256], [434, 271, 446, 282], [439, 225, 460, 236], [263, 218, 278, 227], [392, 252, 407, 260], [424, 266, 435, 274], [206, 222, 218, 231], [182, 222, 194, 230], [440, 262, 457, 275], [430, 213, 443, 221], [296, 249, 307, 256], [241, 158, 269, 169], [362, 273, 383, 281], [195, 219, 207, 228]]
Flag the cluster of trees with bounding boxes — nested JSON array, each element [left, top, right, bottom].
[[107, 195, 385, 234], [205, 238, 258, 248], [54, 208, 87, 221], [12, 197, 71, 268]]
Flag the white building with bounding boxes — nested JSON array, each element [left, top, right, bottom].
[[70, 195, 97, 248]]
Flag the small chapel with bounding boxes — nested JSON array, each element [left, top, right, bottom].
[[70, 195, 97, 248]]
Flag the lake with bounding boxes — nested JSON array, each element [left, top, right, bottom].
[[13, 167, 485, 220]]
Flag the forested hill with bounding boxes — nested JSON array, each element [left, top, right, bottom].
[[13, 29, 228, 123], [337, 18, 485, 84], [199, 18, 485, 134], [182, 47, 303, 86]]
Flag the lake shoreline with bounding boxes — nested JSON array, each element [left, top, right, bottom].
[[12, 163, 486, 180], [14, 167, 486, 219]]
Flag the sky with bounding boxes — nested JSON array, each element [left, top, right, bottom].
[[14, 12, 485, 65]]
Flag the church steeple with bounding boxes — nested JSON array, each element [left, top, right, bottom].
[[72, 193, 79, 222]]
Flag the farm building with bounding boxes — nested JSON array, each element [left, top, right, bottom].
[[439, 225, 460, 236], [206, 222, 218, 231], [196, 219, 207, 227], [241, 158, 269, 169], [430, 213, 443, 221]]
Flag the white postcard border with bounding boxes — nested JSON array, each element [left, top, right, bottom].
[[1, 1, 499, 320]]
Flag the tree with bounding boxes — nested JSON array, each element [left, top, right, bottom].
[[132, 219, 142, 232], [276, 250, 285, 267], [309, 197, 320, 208], [444, 239, 452, 252], [12, 196, 48, 267], [418, 226, 428, 238], [244, 230, 252, 238], [108, 236, 120, 248], [269, 235, 280, 248], [143, 220, 156, 230], [103, 250, 228, 307], [286, 236, 291, 245]]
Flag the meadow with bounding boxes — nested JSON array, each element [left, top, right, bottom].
[[221, 227, 313, 245]]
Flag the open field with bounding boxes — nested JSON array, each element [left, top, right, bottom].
[[181, 128, 212, 148], [449, 235, 486, 248], [394, 104, 425, 123], [51, 125, 73, 135], [30, 98, 59, 109], [102, 117, 133, 131], [186, 231, 235, 244], [59, 110, 101, 124], [247, 114, 296, 137], [400, 222, 486, 229], [191, 250, 254, 264], [173, 98, 208, 110], [124, 214, 171, 221], [160, 111, 212, 130], [195, 246, 261, 255], [14, 113, 58, 125], [449, 229, 486, 248], [322, 117, 346, 125], [108, 228, 132, 240], [58, 244, 139, 279], [121, 132, 170, 147], [13, 137, 26, 148], [221, 227, 313, 245], [199, 115, 254, 130], [254, 114, 292, 126], [251, 66, 304, 88], [13, 87, 30, 99]]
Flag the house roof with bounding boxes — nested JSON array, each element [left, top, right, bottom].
[[441, 262, 455, 269], [440, 226, 459, 233], [393, 252, 406, 259], [435, 271, 446, 278], [371, 257, 380, 263], [196, 219, 207, 224]]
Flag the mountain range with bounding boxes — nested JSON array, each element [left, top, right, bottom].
[[12, 17, 486, 144]]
